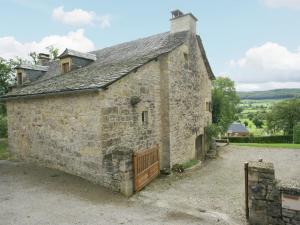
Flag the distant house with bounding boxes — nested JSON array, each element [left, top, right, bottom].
[[2, 10, 214, 196], [227, 122, 250, 137]]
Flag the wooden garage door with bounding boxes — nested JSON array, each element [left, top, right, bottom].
[[133, 145, 160, 192]]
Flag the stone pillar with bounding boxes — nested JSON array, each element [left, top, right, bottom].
[[103, 148, 134, 197], [118, 151, 134, 197], [248, 161, 282, 225]]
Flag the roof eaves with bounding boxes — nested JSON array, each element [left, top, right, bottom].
[[0, 86, 102, 101], [59, 48, 97, 61], [16, 64, 49, 72]]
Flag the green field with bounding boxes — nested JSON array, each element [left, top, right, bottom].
[[232, 143, 300, 149], [238, 99, 288, 136], [237, 89, 300, 136], [0, 138, 8, 160]]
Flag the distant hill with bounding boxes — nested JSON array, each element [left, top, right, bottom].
[[238, 88, 300, 100]]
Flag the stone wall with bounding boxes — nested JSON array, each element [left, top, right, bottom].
[[7, 92, 104, 184], [99, 60, 162, 194], [6, 60, 161, 196], [6, 33, 213, 195], [280, 183, 300, 225], [167, 32, 212, 165], [248, 161, 300, 225]]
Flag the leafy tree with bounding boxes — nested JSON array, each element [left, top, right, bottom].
[[266, 99, 300, 135], [0, 58, 22, 115], [244, 121, 248, 127], [253, 117, 263, 128], [212, 77, 240, 134], [29, 52, 39, 65], [0, 58, 13, 96], [46, 46, 59, 59], [247, 113, 254, 121], [28, 46, 60, 65]]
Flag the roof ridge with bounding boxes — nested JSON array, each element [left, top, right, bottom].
[[3, 31, 189, 99], [89, 31, 170, 55]]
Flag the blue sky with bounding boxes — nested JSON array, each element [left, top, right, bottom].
[[1, 0, 300, 91]]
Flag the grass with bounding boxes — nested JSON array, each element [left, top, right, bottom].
[[232, 143, 300, 149], [182, 159, 199, 169], [172, 159, 199, 173], [0, 138, 9, 160], [238, 99, 286, 136]]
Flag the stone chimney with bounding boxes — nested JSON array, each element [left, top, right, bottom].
[[170, 10, 198, 34], [38, 53, 50, 66]]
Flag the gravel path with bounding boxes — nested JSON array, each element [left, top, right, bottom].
[[0, 146, 299, 225], [131, 145, 300, 225], [0, 160, 230, 225]]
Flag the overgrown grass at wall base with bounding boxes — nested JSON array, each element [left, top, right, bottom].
[[294, 124, 300, 144], [0, 116, 7, 138], [228, 135, 293, 143]]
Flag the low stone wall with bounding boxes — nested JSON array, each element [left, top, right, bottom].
[[247, 161, 300, 225], [280, 183, 300, 225]]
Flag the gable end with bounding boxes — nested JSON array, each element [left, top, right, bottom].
[[196, 35, 215, 80]]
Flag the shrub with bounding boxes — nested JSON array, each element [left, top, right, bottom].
[[206, 124, 220, 138], [0, 116, 7, 138], [172, 164, 184, 173], [228, 135, 293, 144], [294, 123, 300, 144]]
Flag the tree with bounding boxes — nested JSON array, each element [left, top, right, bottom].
[[29, 52, 39, 65], [244, 121, 248, 127], [46, 46, 59, 59], [253, 117, 263, 128], [0, 58, 22, 115], [247, 113, 254, 121], [29, 46, 59, 65], [0, 58, 18, 96], [266, 99, 300, 135], [212, 77, 240, 134]]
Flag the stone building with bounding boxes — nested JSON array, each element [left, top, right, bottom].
[[227, 122, 250, 137], [2, 10, 214, 195]]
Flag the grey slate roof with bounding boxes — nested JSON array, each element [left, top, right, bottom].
[[227, 122, 249, 133], [58, 49, 97, 61], [3, 31, 214, 99], [16, 64, 48, 71]]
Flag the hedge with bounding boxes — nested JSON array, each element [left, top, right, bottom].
[[228, 135, 293, 143], [294, 123, 300, 144]]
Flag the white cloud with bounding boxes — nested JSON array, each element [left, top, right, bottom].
[[229, 42, 300, 84], [227, 42, 300, 91], [264, 0, 300, 9], [52, 6, 111, 28], [0, 29, 95, 60]]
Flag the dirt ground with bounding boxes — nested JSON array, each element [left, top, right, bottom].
[[0, 145, 299, 225], [0, 161, 230, 225], [132, 145, 300, 225]]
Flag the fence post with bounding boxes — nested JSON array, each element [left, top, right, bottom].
[[244, 162, 249, 220]]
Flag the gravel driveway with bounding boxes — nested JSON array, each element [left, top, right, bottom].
[[0, 145, 299, 225], [0, 161, 229, 225], [131, 145, 300, 225]]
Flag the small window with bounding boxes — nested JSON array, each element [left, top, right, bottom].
[[62, 62, 70, 73], [206, 101, 212, 112], [142, 111, 148, 126], [206, 101, 209, 111], [17, 72, 23, 85], [183, 53, 188, 66]]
